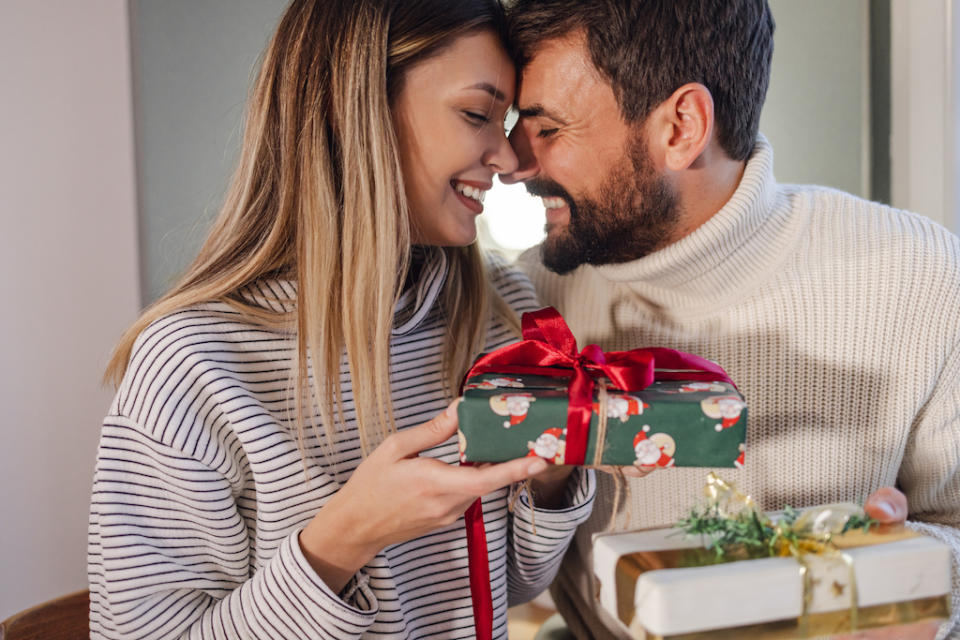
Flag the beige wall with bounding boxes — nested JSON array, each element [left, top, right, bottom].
[[890, 0, 959, 231], [0, 0, 140, 618]]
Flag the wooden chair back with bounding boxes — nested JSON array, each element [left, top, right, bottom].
[[0, 590, 89, 640]]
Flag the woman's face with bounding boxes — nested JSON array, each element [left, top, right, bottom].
[[393, 30, 518, 246]]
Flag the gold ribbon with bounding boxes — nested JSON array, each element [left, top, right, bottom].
[[704, 473, 865, 633], [704, 470, 758, 515], [611, 474, 938, 638]]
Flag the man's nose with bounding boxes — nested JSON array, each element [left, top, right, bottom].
[[499, 123, 540, 184]]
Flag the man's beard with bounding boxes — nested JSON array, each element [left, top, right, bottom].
[[526, 137, 680, 275]]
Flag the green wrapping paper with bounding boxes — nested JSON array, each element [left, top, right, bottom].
[[459, 307, 747, 640], [457, 372, 747, 467]]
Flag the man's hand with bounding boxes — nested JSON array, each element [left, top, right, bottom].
[[833, 487, 927, 640], [863, 486, 908, 524]]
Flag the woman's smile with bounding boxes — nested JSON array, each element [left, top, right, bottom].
[[451, 179, 491, 214]]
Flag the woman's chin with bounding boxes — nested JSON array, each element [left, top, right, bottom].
[[416, 226, 478, 248]]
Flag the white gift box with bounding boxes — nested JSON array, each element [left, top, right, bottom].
[[593, 523, 951, 639]]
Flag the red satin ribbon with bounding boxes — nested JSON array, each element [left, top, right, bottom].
[[461, 307, 735, 639]]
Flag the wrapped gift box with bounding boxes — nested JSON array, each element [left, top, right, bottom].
[[459, 307, 749, 640], [458, 371, 746, 467], [593, 521, 951, 639]]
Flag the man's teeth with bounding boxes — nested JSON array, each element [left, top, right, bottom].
[[454, 182, 486, 203], [542, 196, 566, 209]]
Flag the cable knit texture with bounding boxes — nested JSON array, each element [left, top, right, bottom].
[[520, 135, 960, 639]]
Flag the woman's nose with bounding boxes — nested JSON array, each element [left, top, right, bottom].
[[484, 128, 520, 176], [498, 122, 539, 184]]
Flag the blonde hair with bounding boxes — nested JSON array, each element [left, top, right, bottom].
[[106, 0, 517, 455]]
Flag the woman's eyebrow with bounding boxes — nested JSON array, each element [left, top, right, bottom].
[[465, 82, 507, 102]]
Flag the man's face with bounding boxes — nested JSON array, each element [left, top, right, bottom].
[[509, 34, 680, 273]]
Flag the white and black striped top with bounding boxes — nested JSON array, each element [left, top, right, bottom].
[[88, 249, 595, 639]]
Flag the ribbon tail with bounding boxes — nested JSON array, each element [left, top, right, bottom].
[[565, 366, 594, 465], [465, 498, 493, 640]]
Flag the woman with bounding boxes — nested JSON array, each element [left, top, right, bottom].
[[88, 0, 594, 638]]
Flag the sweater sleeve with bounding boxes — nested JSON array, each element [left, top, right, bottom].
[[900, 338, 960, 640], [88, 418, 378, 640], [506, 467, 596, 605]]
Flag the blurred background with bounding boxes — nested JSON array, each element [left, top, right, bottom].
[[2, 0, 959, 624]]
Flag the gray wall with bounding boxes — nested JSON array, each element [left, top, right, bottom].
[[131, 0, 289, 303], [762, 0, 871, 198], [132, 0, 880, 304]]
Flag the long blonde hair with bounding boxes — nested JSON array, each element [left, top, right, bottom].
[[106, 0, 517, 455]]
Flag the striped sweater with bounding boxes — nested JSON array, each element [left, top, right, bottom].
[[521, 135, 960, 639], [88, 251, 596, 639]]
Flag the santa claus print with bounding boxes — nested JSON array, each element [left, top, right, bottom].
[[489, 393, 536, 428], [594, 394, 649, 422], [700, 395, 747, 432], [527, 427, 566, 464], [734, 443, 745, 469], [633, 425, 676, 468], [680, 381, 727, 393], [457, 429, 468, 463], [464, 376, 525, 390]]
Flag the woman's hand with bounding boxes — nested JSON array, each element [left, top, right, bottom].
[[299, 400, 549, 592]]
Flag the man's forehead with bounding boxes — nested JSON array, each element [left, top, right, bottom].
[[516, 33, 609, 117]]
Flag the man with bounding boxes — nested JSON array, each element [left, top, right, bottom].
[[502, 1, 960, 638]]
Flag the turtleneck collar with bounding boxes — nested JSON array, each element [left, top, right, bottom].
[[591, 134, 802, 313], [392, 245, 448, 335]]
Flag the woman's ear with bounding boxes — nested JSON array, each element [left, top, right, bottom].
[[646, 83, 714, 172]]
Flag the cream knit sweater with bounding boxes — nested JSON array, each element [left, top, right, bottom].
[[519, 136, 960, 639]]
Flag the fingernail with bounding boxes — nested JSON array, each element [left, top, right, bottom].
[[445, 399, 461, 418], [874, 500, 896, 519], [527, 458, 548, 475]]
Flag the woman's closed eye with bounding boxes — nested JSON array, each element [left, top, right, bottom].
[[463, 110, 491, 126]]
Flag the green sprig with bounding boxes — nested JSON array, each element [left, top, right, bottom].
[[675, 503, 878, 561], [840, 512, 877, 534]]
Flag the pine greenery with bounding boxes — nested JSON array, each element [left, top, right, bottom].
[[676, 504, 877, 560]]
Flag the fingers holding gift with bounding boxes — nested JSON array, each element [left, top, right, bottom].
[[316, 402, 546, 541], [442, 455, 549, 495], [380, 399, 460, 460], [300, 401, 553, 591]]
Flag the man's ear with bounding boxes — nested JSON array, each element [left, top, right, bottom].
[[647, 83, 714, 172]]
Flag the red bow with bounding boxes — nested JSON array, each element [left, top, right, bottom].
[[462, 307, 734, 639]]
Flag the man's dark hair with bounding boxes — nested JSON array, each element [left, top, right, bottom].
[[507, 0, 775, 161]]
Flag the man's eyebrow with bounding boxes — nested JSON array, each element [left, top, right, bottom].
[[516, 104, 567, 124], [466, 82, 507, 102]]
